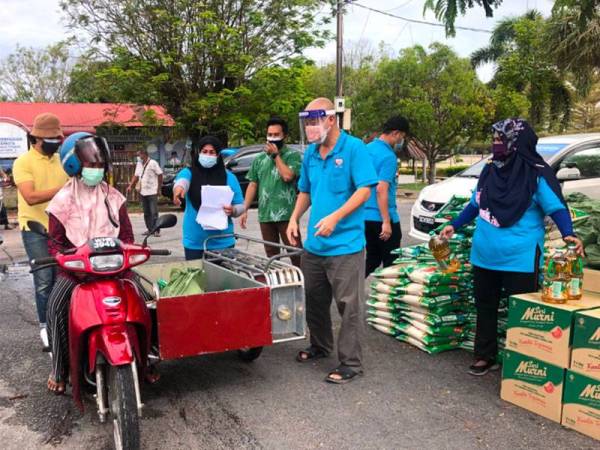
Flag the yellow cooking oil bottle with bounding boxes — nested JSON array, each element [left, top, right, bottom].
[[542, 250, 570, 304], [428, 235, 460, 273], [565, 243, 583, 300]]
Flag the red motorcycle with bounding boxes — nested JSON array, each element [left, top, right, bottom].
[[29, 214, 177, 450]]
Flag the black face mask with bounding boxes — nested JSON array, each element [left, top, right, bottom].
[[268, 139, 285, 151], [41, 140, 61, 156]]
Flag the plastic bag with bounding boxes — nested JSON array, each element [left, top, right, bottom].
[[160, 267, 206, 297]]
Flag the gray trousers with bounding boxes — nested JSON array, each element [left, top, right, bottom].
[[141, 194, 158, 232], [301, 250, 366, 369]]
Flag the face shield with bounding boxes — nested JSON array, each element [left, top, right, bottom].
[[299, 109, 336, 146], [75, 136, 111, 170]]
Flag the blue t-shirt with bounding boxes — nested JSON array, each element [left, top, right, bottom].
[[364, 138, 399, 223], [470, 177, 566, 273], [175, 169, 244, 250], [298, 131, 378, 256]]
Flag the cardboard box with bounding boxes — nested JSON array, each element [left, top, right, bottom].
[[501, 350, 565, 423], [562, 370, 600, 441], [506, 292, 600, 368], [584, 268, 600, 295], [571, 309, 600, 379]]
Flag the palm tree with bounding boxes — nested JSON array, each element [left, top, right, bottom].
[[470, 10, 572, 131], [571, 81, 600, 131], [423, 0, 502, 36]]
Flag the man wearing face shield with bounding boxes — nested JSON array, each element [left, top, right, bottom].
[[287, 98, 377, 384], [364, 115, 409, 276], [240, 117, 303, 267], [13, 113, 69, 345]]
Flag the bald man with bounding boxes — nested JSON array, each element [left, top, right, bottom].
[[287, 98, 377, 383]]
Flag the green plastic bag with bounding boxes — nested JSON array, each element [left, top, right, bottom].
[[160, 267, 205, 297]]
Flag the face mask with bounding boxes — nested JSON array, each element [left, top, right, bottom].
[[136, 157, 142, 164], [81, 167, 105, 187], [492, 142, 511, 161], [199, 154, 218, 168], [267, 138, 284, 150], [41, 139, 61, 156], [396, 138, 405, 148], [305, 123, 330, 144]]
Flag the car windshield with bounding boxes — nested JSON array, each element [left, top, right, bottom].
[[457, 143, 568, 178]]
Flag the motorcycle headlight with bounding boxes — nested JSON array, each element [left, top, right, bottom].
[[90, 254, 124, 272]]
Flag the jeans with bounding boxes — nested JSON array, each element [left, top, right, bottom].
[[184, 248, 204, 261], [141, 194, 158, 232], [22, 230, 55, 324], [364, 221, 402, 277]]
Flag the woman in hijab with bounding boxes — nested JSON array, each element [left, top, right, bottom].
[[172, 136, 245, 260], [440, 118, 583, 376], [45, 132, 155, 393]]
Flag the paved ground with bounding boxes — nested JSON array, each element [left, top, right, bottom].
[[0, 202, 597, 449]]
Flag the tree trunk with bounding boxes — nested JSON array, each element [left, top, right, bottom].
[[427, 160, 436, 185], [421, 159, 427, 183]]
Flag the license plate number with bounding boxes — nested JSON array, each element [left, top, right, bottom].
[[91, 237, 117, 250], [418, 216, 435, 225]]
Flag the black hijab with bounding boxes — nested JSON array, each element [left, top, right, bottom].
[[188, 135, 227, 210], [478, 118, 566, 228]]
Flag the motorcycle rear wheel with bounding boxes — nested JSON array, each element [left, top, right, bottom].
[[108, 364, 140, 450]]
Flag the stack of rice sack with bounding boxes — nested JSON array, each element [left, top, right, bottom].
[[367, 254, 475, 354]]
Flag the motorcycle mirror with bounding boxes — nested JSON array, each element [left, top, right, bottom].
[[155, 214, 177, 230], [27, 221, 48, 237]]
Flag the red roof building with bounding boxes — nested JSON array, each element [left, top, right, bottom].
[[0, 102, 174, 135]]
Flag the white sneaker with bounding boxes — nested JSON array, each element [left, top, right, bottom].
[[40, 327, 49, 349]]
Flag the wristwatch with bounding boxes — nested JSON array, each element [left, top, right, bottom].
[[270, 153, 279, 160]]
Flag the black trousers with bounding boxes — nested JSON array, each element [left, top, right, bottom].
[[365, 221, 402, 277], [473, 265, 539, 362]]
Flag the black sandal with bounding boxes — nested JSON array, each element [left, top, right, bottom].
[[325, 365, 362, 384], [296, 346, 328, 362]]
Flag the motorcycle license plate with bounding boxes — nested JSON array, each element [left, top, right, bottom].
[[418, 216, 435, 225], [91, 237, 118, 250]]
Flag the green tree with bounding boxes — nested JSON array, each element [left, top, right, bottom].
[[423, 0, 502, 36], [471, 11, 572, 131], [60, 0, 333, 143], [0, 41, 74, 102], [358, 44, 493, 184], [570, 80, 600, 132]]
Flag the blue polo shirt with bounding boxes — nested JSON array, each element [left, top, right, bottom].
[[470, 177, 566, 272], [175, 169, 244, 250], [364, 138, 399, 223], [298, 131, 378, 256]]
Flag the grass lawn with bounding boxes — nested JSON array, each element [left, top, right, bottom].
[[398, 182, 427, 192]]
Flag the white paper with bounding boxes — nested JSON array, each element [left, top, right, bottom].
[[196, 185, 234, 230]]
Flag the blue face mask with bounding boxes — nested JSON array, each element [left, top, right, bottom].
[[198, 154, 218, 168], [81, 167, 104, 187]]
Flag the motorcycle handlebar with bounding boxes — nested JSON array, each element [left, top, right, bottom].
[[150, 249, 171, 256], [31, 256, 56, 266]]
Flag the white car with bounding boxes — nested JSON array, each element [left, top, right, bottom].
[[409, 133, 600, 241]]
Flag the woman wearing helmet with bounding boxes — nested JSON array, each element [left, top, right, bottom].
[[44, 132, 156, 393]]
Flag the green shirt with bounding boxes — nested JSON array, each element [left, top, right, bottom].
[[246, 146, 302, 223]]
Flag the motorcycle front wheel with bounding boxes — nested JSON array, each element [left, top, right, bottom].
[[108, 364, 140, 450]]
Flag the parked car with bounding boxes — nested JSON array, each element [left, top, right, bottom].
[[409, 133, 600, 241], [224, 143, 304, 205]]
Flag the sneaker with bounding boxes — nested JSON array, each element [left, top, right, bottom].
[[468, 360, 500, 376], [40, 327, 50, 351]]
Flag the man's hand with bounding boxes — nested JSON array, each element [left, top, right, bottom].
[[564, 235, 585, 256], [380, 220, 392, 241], [223, 205, 233, 216], [240, 211, 248, 229], [173, 187, 185, 206], [439, 224, 455, 240], [265, 142, 279, 156], [287, 219, 300, 246], [126, 184, 132, 193], [314, 213, 340, 237]]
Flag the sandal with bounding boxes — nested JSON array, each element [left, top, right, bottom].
[[325, 365, 363, 384], [296, 346, 328, 363], [47, 375, 66, 395], [468, 360, 500, 376]]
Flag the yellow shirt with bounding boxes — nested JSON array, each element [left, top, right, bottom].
[[13, 147, 68, 230]]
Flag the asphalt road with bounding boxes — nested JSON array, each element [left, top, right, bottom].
[[0, 203, 597, 449]]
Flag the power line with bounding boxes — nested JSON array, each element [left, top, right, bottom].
[[349, 2, 493, 34]]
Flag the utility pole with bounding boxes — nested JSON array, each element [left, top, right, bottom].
[[335, 0, 345, 128]]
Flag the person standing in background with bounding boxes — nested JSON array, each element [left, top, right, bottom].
[[12, 113, 68, 347], [0, 167, 13, 230], [364, 116, 409, 276], [240, 117, 303, 267], [127, 149, 163, 236]]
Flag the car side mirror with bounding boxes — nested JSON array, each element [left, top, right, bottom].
[[557, 167, 581, 181], [27, 221, 48, 237], [227, 160, 238, 168]]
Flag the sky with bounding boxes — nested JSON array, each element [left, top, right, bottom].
[[0, 0, 555, 83]]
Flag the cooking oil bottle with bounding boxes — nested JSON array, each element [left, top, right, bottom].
[[429, 235, 460, 273], [542, 250, 570, 304], [565, 243, 583, 300]]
